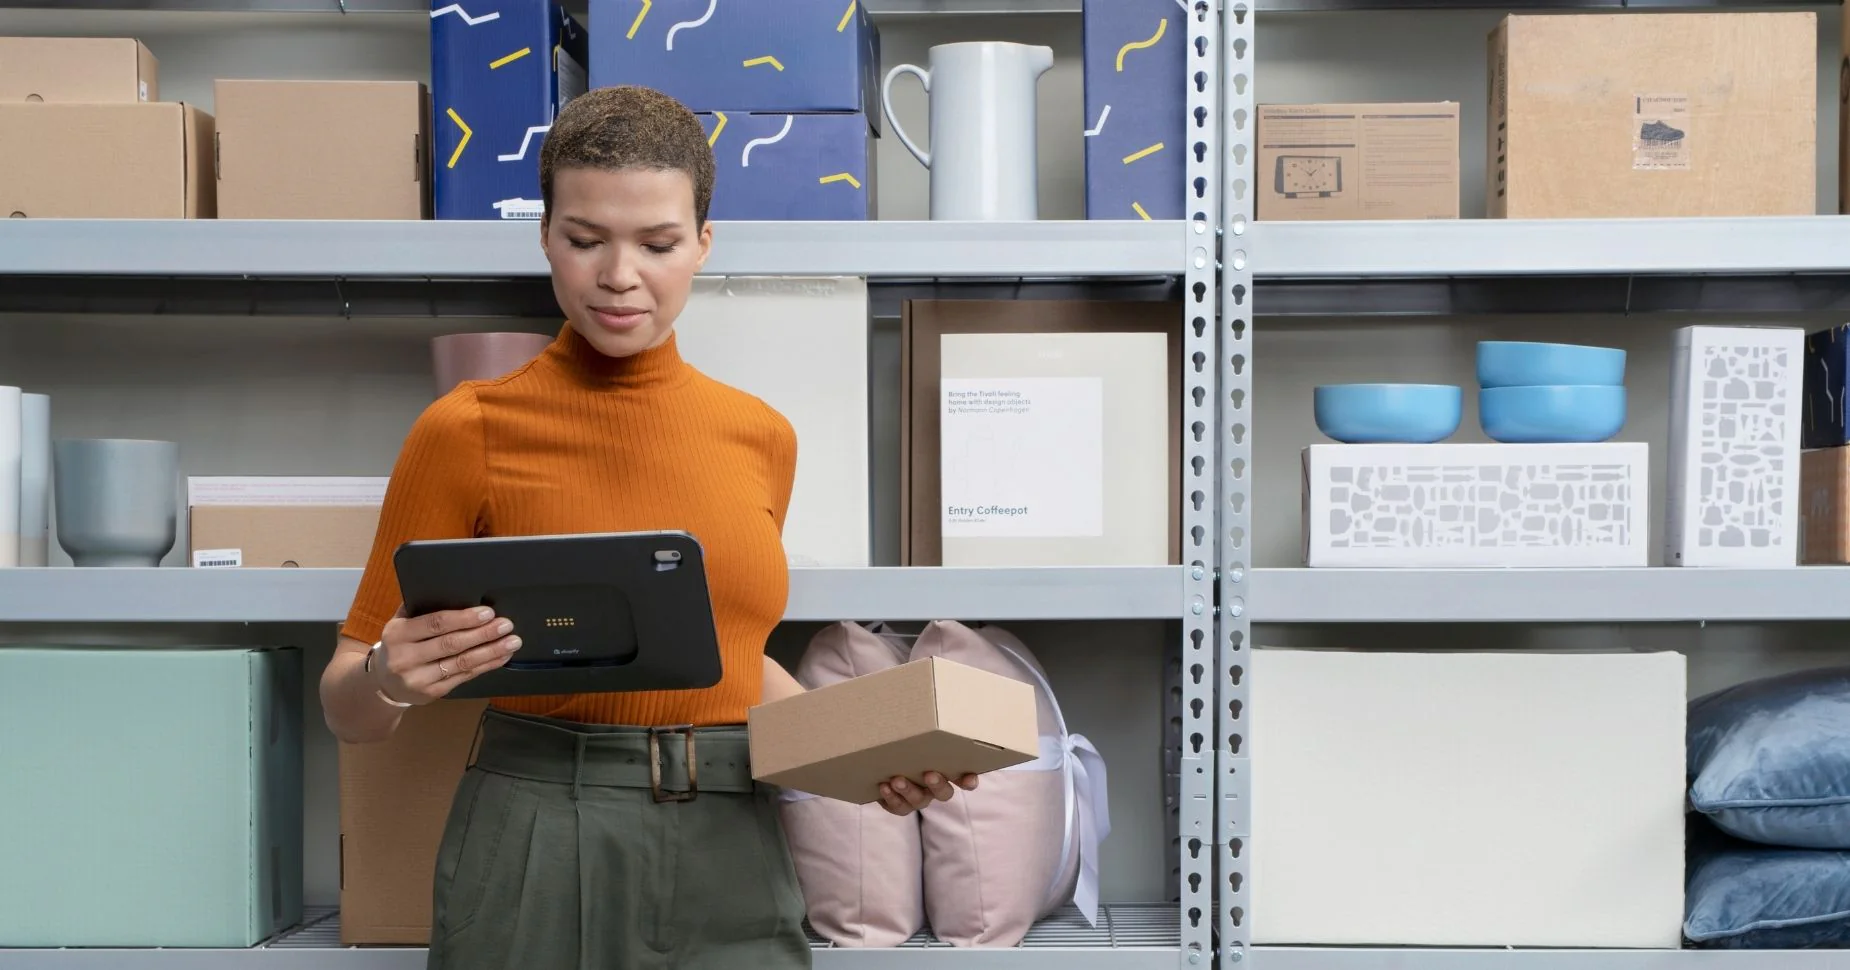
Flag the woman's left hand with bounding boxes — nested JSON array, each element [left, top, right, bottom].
[[878, 771, 979, 816]]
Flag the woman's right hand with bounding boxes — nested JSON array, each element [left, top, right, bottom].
[[369, 606, 522, 705]]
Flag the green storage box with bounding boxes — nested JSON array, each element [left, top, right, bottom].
[[0, 647, 304, 947]]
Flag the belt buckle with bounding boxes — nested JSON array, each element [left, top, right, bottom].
[[648, 725, 698, 803]]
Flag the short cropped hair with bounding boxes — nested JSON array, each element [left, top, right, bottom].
[[539, 85, 716, 225]]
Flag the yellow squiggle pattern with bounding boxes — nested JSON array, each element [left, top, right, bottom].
[[627, 0, 651, 40], [744, 56, 786, 72], [445, 108, 472, 169], [1123, 143, 1165, 165], [837, 1, 857, 32], [1132, 202, 1152, 221], [1116, 18, 1168, 72], [820, 173, 862, 189], [489, 47, 531, 69], [707, 112, 729, 147]]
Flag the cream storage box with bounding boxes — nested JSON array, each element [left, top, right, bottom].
[[1250, 648, 1687, 947], [1303, 442, 1650, 567]]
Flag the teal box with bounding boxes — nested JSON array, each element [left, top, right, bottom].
[[0, 647, 304, 947]]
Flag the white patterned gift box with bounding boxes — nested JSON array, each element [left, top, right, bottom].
[[1665, 325, 1803, 568], [1302, 443, 1650, 567]]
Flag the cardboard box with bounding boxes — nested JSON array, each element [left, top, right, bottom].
[[214, 79, 430, 220], [1302, 442, 1650, 567], [431, 0, 587, 221], [1082, 0, 1187, 220], [339, 700, 487, 944], [1489, 12, 1815, 219], [0, 102, 213, 218], [1257, 103, 1460, 221], [1803, 325, 1850, 449], [0, 648, 302, 947], [1801, 447, 1850, 564], [900, 300, 1183, 568], [1251, 649, 1686, 947], [188, 506, 382, 568], [0, 36, 157, 103], [749, 657, 1038, 805], [699, 111, 873, 220], [1666, 325, 1803, 567], [587, 0, 879, 124]]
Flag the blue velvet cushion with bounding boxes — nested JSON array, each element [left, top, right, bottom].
[[1686, 834, 1850, 948], [1688, 666, 1850, 849]]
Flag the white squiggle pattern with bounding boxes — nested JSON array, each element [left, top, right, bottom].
[[430, 3, 500, 25], [1084, 104, 1111, 137], [498, 125, 551, 162], [741, 115, 794, 167], [666, 0, 718, 51]]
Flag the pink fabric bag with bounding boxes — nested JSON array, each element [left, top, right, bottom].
[[776, 622, 926, 947], [911, 621, 1112, 947]]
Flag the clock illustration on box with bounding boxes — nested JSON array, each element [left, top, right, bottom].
[[1275, 155, 1343, 198]]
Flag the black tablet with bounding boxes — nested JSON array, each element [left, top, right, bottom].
[[392, 530, 724, 699]]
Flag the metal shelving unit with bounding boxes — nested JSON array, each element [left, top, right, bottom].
[[0, 565, 1193, 623]]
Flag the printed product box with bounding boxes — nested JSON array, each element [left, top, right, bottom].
[[340, 700, 489, 944], [749, 657, 1039, 805], [699, 111, 873, 220], [1665, 326, 1803, 567], [1842, 14, 1850, 214], [1082, 0, 1187, 220], [1802, 324, 1850, 449], [588, 0, 879, 124], [1257, 103, 1460, 221], [1251, 649, 1686, 947], [0, 648, 303, 947], [431, 0, 588, 220], [1489, 12, 1815, 219], [0, 36, 157, 103], [214, 79, 430, 220], [1302, 442, 1651, 567], [0, 102, 213, 218], [1801, 447, 1850, 564]]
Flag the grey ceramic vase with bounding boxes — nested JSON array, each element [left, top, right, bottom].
[[430, 332, 553, 395], [53, 438, 179, 567]]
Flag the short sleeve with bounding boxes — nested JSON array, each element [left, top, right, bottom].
[[339, 389, 490, 645]]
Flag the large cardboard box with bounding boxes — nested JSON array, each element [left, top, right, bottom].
[[749, 657, 1038, 805], [1489, 12, 1815, 219], [1082, 0, 1188, 220], [0, 36, 157, 103], [186, 476, 386, 568], [0, 102, 213, 218], [1666, 326, 1803, 568], [900, 300, 1182, 567], [698, 111, 874, 220], [0, 648, 303, 947], [431, 0, 587, 220], [1801, 447, 1850, 564], [214, 79, 430, 220], [339, 700, 488, 944], [587, 0, 879, 122], [1303, 442, 1651, 567], [1257, 103, 1460, 221], [1251, 649, 1687, 947]]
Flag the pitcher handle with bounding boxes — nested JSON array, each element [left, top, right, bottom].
[[881, 63, 931, 168]]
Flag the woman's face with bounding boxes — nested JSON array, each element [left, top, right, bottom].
[[540, 166, 713, 359]]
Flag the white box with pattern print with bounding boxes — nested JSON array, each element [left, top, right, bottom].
[[1302, 442, 1649, 567], [1665, 326, 1804, 567]]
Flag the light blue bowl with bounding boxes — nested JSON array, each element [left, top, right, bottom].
[[1314, 384, 1462, 444], [1477, 341, 1626, 389], [1480, 385, 1626, 443]]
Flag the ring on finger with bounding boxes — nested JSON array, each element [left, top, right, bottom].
[[439, 660, 453, 677]]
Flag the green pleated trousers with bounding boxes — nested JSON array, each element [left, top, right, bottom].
[[425, 710, 813, 970]]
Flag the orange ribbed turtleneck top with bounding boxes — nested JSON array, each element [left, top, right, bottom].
[[340, 323, 797, 726]]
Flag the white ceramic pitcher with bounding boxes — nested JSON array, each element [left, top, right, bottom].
[[881, 42, 1054, 221]]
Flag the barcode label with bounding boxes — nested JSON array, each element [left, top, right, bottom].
[[193, 548, 243, 568]]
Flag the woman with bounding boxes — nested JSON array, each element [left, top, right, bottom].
[[319, 86, 975, 970]]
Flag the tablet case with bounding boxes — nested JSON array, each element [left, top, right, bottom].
[[393, 531, 724, 699]]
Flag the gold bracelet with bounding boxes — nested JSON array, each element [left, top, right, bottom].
[[367, 641, 414, 709]]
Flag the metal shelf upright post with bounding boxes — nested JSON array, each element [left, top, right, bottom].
[[1182, 0, 1228, 965], [1216, 0, 1254, 966]]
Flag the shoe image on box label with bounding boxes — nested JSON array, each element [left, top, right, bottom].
[[1633, 94, 1691, 171]]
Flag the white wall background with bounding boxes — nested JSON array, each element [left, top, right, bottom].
[[1, 2, 1847, 913]]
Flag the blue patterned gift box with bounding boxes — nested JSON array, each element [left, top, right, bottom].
[[1083, 0, 1189, 221]]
